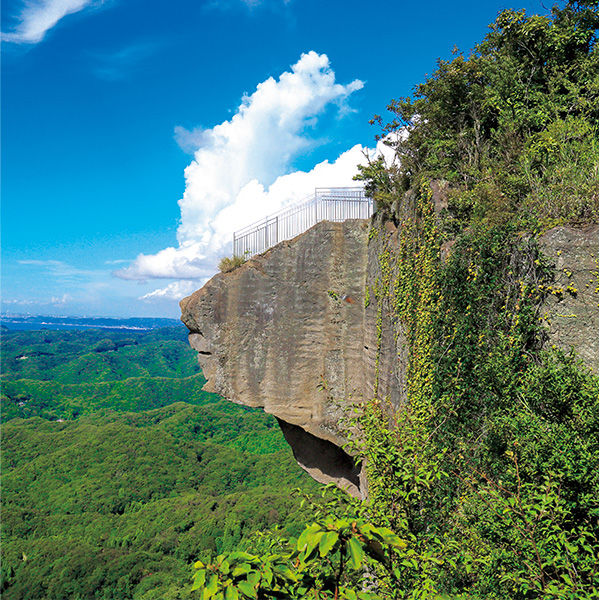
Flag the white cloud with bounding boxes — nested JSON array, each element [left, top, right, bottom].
[[2, 293, 72, 306], [117, 243, 215, 281], [2, 299, 36, 306], [208, 142, 385, 252], [115, 51, 369, 282], [2, 0, 99, 44], [140, 280, 200, 302], [18, 259, 99, 282], [176, 51, 363, 244]]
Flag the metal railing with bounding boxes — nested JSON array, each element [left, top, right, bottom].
[[233, 187, 371, 257]]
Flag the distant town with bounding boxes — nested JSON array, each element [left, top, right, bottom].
[[0, 314, 183, 332]]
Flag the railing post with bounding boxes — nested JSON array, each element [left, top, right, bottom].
[[264, 219, 268, 253]]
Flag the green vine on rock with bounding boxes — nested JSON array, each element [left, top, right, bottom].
[[351, 180, 599, 599]]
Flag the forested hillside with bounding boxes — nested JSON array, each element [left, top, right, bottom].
[[1, 327, 213, 422], [0, 327, 319, 599]]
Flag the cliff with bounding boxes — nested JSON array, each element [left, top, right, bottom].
[[179, 6, 599, 595], [180, 220, 372, 496], [180, 218, 599, 496]]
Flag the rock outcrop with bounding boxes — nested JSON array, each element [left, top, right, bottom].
[[540, 225, 599, 370], [180, 220, 375, 496], [180, 219, 599, 496]]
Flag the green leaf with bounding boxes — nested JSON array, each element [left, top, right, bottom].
[[296, 528, 310, 552], [262, 566, 273, 586], [319, 531, 339, 557], [232, 563, 253, 577], [347, 537, 364, 570], [305, 531, 325, 558], [357, 592, 383, 600], [205, 573, 219, 597], [225, 585, 239, 600], [191, 569, 207, 591], [272, 565, 297, 582], [237, 581, 257, 599], [227, 552, 256, 563]]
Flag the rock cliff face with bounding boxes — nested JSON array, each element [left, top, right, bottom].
[[539, 225, 599, 370], [180, 219, 599, 496], [180, 220, 375, 496]]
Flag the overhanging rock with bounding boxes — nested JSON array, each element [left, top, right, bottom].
[[180, 218, 599, 497], [180, 219, 376, 497]]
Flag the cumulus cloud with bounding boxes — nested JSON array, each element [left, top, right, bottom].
[[140, 281, 200, 302], [2, 0, 99, 44], [115, 52, 373, 282]]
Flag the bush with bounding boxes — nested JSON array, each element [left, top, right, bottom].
[[218, 254, 248, 273]]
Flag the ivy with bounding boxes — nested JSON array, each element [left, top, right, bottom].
[[351, 181, 599, 598]]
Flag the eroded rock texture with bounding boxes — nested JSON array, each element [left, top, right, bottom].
[[180, 220, 375, 496], [540, 225, 599, 370], [180, 219, 599, 496]]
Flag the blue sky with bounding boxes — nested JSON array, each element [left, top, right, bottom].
[[2, 0, 549, 318]]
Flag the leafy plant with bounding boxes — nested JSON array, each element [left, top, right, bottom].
[[192, 499, 406, 600], [373, 1, 599, 232]]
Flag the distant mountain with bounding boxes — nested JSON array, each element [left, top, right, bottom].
[[0, 314, 182, 331]]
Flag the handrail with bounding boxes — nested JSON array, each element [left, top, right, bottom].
[[233, 187, 371, 257]]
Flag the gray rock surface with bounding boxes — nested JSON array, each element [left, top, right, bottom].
[[180, 220, 374, 495], [181, 219, 599, 495], [540, 225, 599, 371]]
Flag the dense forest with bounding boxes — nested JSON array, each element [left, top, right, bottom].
[[2, 327, 218, 422], [189, 2, 599, 599], [0, 326, 319, 599]]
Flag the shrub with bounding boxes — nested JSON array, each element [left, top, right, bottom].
[[218, 254, 248, 273]]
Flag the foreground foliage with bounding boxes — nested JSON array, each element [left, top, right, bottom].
[[192, 488, 410, 600]]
